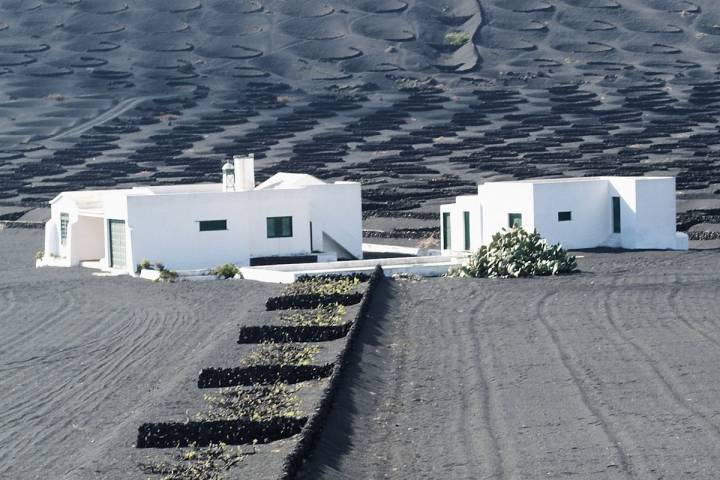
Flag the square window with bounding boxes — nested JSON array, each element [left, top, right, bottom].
[[508, 213, 522, 228], [267, 216, 293, 238], [558, 211, 572, 222], [199, 220, 227, 231]]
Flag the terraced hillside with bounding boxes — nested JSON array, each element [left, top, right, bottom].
[[2, 0, 720, 239]]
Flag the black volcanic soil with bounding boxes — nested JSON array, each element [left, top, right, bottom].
[[0, 229, 316, 479], [2, 0, 720, 240], [300, 249, 720, 479]]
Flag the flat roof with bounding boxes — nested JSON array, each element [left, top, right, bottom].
[[481, 175, 673, 185]]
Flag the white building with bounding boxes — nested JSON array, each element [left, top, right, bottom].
[[440, 176, 689, 252], [40, 155, 363, 275]]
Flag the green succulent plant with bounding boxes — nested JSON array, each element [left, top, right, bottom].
[[449, 227, 577, 278], [213, 263, 240, 279]]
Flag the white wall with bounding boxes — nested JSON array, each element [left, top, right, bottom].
[[607, 177, 638, 248], [634, 177, 678, 249], [49, 197, 74, 260], [307, 182, 363, 259], [533, 180, 610, 249], [440, 195, 481, 252], [126, 189, 313, 272], [69, 216, 105, 264], [477, 182, 535, 244]]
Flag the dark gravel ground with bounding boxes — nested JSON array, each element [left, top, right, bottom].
[[0, 229, 313, 479], [300, 249, 720, 480]]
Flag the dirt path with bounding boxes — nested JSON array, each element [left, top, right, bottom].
[[300, 251, 720, 479]]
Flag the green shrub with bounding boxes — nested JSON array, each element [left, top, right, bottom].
[[448, 227, 577, 278], [155, 262, 165, 272], [279, 304, 347, 327], [136, 259, 151, 274], [445, 31, 470, 46], [283, 276, 361, 296], [35, 251, 44, 261], [241, 342, 320, 366], [198, 383, 302, 422], [157, 269, 178, 282], [213, 263, 240, 279], [140, 442, 245, 479]]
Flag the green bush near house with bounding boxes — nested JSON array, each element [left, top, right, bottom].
[[35, 251, 44, 261], [213, 263, 240, 279], [136, 259, 151, 274], [448, 227, 577, 278], [445, 31, 470, 46], [157, 269, 178, 282]]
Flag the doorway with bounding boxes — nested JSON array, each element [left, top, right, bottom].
[[108, 219, 127, 269]]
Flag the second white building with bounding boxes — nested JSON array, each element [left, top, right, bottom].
[[440, 176, 689, 252]]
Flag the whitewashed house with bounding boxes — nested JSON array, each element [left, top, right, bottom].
[[40, 155, 363, 275], [440, 176, 689, 252]]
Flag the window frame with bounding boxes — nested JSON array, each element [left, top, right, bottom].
[[612, 196, 621, 233], [508, 213, 523, 229], [463, 211, 471, 251], [442, 212, 451, 250], [267, 216, 293, 238], [558, 211, 572, 222], [60, 213, 69, 245], [198, 220, 228, 232]]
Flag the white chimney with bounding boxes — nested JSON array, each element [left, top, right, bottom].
[[222, 160, 235, 192], [233, 153, 255, 191]]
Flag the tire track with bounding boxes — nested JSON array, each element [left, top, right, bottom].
[[536, 289, 635, 477], [602, 282, 720, 442], [668, 281, 720, 349], [465, 292, 508, 480]]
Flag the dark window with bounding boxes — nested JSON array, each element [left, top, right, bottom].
[[508, 213, 522, 228], [612, 196, 621, 233], [199, 220, 227, 232], [442, 212, 451, 250], [463, 211, 471, 251], [60, 213, 69, 245], [558, 211, 572, 222], [267, 216, 293, 238]]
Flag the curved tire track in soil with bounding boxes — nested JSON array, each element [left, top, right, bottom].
[[0, 229, 281, 479], [298, 280, 500, 479], [536, 290, 634, 477], [298, 250, 720, 480], [465, 294, 508, 479], [602, 279, 720, 440]]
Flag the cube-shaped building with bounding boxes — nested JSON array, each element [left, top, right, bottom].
[[440, 176, 688, 252]]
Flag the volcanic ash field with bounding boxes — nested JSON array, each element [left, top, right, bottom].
[[2, 0, 720, 244]]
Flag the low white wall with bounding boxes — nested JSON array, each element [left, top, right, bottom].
[[240, 256, 465, 283]]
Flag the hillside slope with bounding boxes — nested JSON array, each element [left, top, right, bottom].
[[1, 0, 719, 237]]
